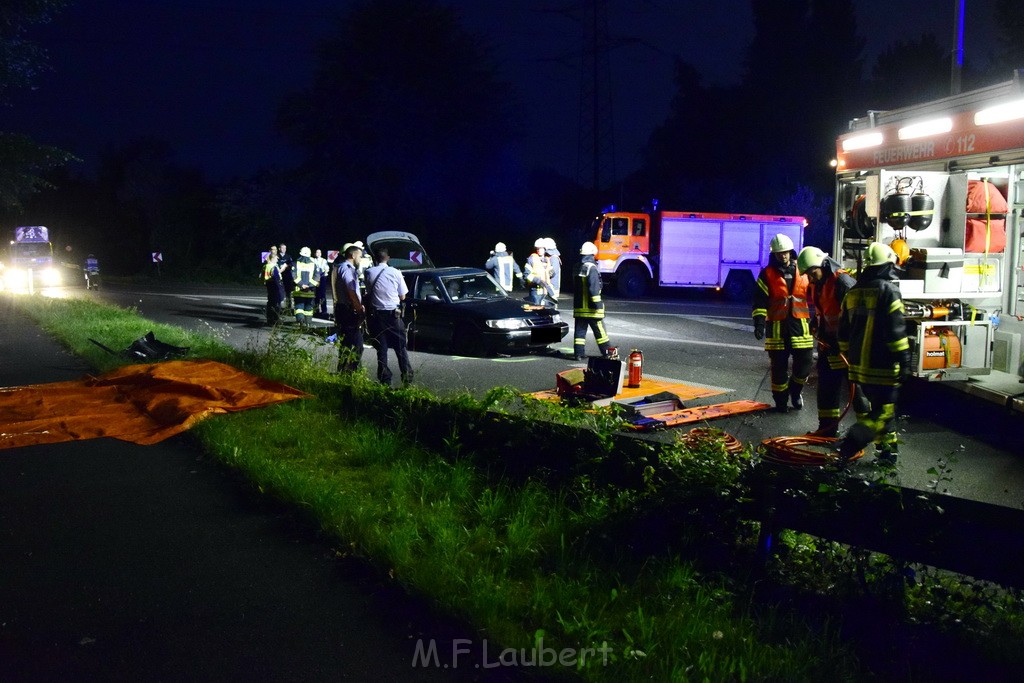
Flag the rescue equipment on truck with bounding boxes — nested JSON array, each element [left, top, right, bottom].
[[964, 179, 1007, 253]]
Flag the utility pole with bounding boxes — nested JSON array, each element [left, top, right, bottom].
[[576, 0, 616, 192], [951, 0, 965, 95]]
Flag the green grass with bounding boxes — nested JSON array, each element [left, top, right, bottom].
[[4, 293, 885, 680]]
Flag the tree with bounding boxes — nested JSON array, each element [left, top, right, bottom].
[[277, 0, 518, 260], [992, 0, 1024, 78], [869, 34, 950, 109], [0, 0, 74, 212]]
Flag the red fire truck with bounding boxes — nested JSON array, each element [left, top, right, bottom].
[[834, 73, 1024, 411], [590, 208, 807, 298]]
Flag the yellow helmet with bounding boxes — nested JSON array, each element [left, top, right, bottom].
[[796, 246, 826, 273], [889, 238, 910, 265], [865, 242, 897, 266]]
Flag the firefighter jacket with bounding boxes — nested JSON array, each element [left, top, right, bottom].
[[484, 251, 522, 292], [524, 252, 550, 291], [838, 262, 910, 386], [752, 261, 812, 351], [808, 259, 855, 353], [293, 257, 318, 298], [573, 256, 605, 319]]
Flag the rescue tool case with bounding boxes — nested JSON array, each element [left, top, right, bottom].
[[906, 248, 964, 294]]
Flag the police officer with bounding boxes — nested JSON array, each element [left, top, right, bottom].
[[334, 243, 365, 372], [364, 247, 413, 387], [573, 241, 612, 360], [484, 242, 523, 293], [278, 243, 295, 312], [292, 246, 318, 329], [836, 242, 911, 465], [797, 246, 869, 437], [752, 234, 813, 413]]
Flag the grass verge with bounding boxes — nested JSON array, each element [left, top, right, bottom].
[[6, 293, 896, 680]]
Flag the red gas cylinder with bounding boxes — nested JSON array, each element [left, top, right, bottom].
[[627, 348, 644, 388]]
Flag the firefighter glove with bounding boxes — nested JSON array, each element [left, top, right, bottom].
[[898, 352, 913, 382], [753, 318, 765, 340]]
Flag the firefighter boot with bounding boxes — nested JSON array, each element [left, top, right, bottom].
[[814, 419, 840, 439], [789, 383, 804, 410], [772, 391, 789, 414], [875, 433, 899, 466]]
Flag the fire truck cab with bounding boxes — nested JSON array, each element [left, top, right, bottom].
[[834, 73, 1024, 412]]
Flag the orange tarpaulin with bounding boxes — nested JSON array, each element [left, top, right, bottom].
[[0, 360, 308, 450]]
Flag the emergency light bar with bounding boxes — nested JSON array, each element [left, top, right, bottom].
[[841, 131, 883, 151], [974, 98, 1024, 126], [898, 117, 953, 140]]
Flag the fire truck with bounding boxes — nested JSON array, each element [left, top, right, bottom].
[[590, 206, 807, 298], [834, 73, 1024, 411]]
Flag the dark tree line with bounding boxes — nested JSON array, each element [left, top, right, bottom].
[[3, 0, 1020, 276]]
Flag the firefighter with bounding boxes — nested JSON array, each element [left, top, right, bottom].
[[797, 246, 869, 437], [524, 239, 557, 305], [542, 237, 562, 298], [312, 248, 330, 317], [573, 241, 612, 360], [836, 242, 911, 465], [292, 246, 319, 329], [484, 242, 523, 293], [752, 234, 813, 413]]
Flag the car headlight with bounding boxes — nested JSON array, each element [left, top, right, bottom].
[[42, 268, 62, 286], [550, 313, 562, 324], [485, 318, 529, 330]]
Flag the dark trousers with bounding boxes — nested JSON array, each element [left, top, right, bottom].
[[371, 310, 412, 385], [816, 351, 869, 435], [335, 306, 364, 372], [573, 317, 610, 358], [840, 383, 899, 458], [768, 347, 813, 406]]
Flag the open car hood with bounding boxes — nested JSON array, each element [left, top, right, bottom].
[[365, 231, 434, 270]]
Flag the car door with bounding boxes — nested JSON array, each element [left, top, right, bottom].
[[404, 273, 450, 349]]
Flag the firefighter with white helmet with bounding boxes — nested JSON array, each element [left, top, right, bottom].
[[752, 233, 813, 413], [835, 241, 909, 465], [573, 241, 612, 359], [542, 237, 562, 298], [797, 246, 869, 437], [524, 238, 557, 305], [484, 241, 523, 293]]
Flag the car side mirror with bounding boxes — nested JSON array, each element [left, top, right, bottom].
[[426, 294, 441, 301]]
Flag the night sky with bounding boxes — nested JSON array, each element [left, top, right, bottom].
[[6, 0, 1001, 184]]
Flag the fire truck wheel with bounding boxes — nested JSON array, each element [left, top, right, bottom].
[[615, 263, 649, 298], [723, 270, 755, 302]]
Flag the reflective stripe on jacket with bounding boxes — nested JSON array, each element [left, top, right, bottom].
[[752, 264, 813, 350], [573, 258, 604, 319]]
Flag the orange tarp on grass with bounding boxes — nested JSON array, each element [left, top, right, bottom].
[[0, 360, 308, 450]]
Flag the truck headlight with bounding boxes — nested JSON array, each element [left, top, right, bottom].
[[485, 318, 528, 330], [42, 268, 62, 286], [5, 268, 27, 288]]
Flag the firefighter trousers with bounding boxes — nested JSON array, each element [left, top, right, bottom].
[[573, 317, 610, 359], [768, 347, 812, 409], [839, 383, 899, 459], [816, 352, 869, 436]]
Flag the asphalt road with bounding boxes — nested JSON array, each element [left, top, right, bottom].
[[51, 281, 1024, 509]]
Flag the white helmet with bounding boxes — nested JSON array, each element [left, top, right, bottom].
[[797, 246, 826, 273], [770, 234, 795, 253], [542, 237, 557, 250], [580, 241, 598, 256], [865, 241, 897, 266], [299, 246, 312, 257], [534, 238, 545, 250], [494, 242, 506, 253]]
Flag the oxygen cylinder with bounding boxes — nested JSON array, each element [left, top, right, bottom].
[[909, 191, 935, 231], [627, 349, 644, 388]]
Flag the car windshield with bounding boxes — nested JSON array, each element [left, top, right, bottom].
[[440, 272, 507, 302]]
